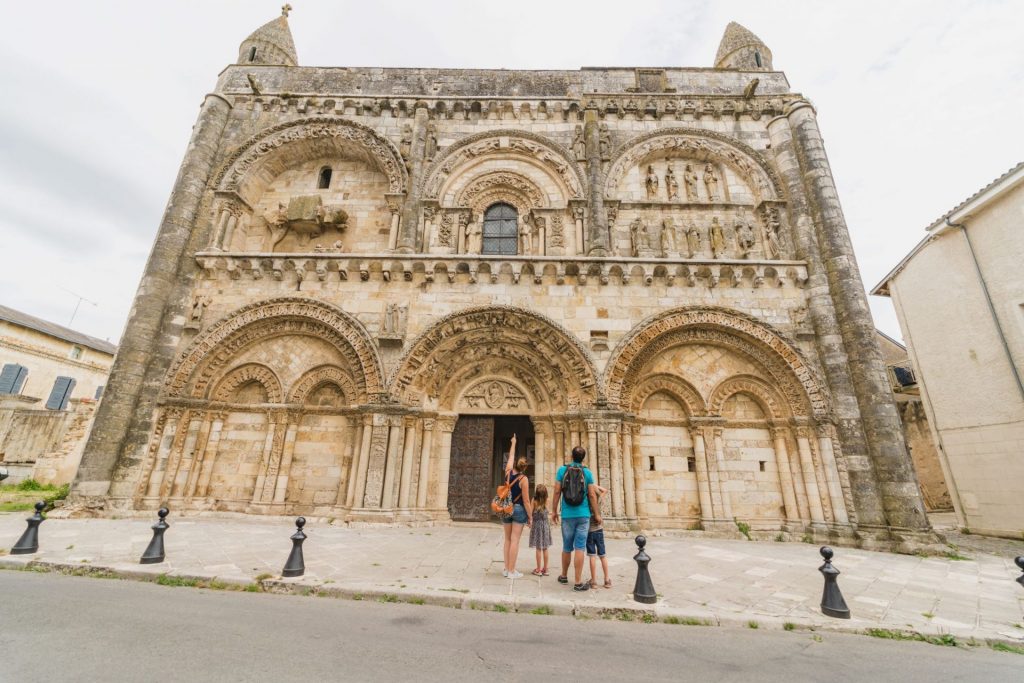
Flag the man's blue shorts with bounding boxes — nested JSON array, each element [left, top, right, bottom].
[[561, 516, 590, 553]]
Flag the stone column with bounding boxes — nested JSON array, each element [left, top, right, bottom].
[[587, 427, 600, 485], [690, 425, 715, 525], [416, 418, 435, 509], [710, 426, 733, 520], [183, 414, 214, 498], [769, 421, 800, 524], [785, 102, 928, 531], [387, 208, 401, 251], [342, 416, 364, 507], [532, 419, 547, 490], [816, 423, 849, 525], [221, 211, 240, 251], [571, 204, 585, 255], [795, 424, 826, 524], [396, 105, 429, 253], [160, 412, 198, 500], [362, 414, 392, 508], [209, 206, 231, 250], [351, 414, 374, 509], [553, 422, 567, 485], [620, 424, 637, 520], [147, 409, 184, 498], [583, 105, 609, 255], [381, 416, 405, 509], [254, 411, 289, 504], [272, 416, 301, 504], [76, 93, 231, 499], [629, 424, 648, 523], [435, 416, 457, 512], [608, 420, 624, 518], [194, 412, 225, 498], [398, 417, 418, 510]]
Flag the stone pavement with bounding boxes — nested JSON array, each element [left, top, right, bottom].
[[1, 512, 1022, 644]]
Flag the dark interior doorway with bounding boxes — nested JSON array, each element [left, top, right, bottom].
[[448, 415, 535, 522]]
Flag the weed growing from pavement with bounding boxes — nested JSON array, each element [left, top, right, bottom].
[[734, 519, 751, 541], [641, 614, 657, 624], [989, 642, 1024, 655], [811, 634, 823, 643], [783, 622, 796, 631], [747, 621, 759, 629], [922, 612, 935, 619], [243, 583, 263, 593], [254, 573, 273, 582], [530, 606, 552, 615], [493, 604, 509, 613], [865, 628, 957, 647], [353, 593, 363, 600], [663, 616, 711, 626], [379, 594, 399, 603], [408, 598, 425, 605], [774, 533, 784, 542]]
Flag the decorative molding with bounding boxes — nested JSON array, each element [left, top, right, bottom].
[[210, 363, 284, 403], [287, 365, 357, 405], [706, 373, 789, 419]]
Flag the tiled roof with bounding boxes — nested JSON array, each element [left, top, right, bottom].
[[0, 304, 117, 356], [925, 160, 1024, 233]]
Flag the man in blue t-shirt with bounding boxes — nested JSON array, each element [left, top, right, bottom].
[[552, 445, 601, 592]]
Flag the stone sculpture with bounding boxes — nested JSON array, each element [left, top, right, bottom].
[[710, 217, 727, 258], [465, 219, 483, 254], [686, 221, 703, 257], [735, 216, 756, 258], [572, 125, 586, 161], [684, 164, 699, 201], [665, 163, 679, 201], [645, 165, 659, 199], [703, 163, 721, 202], [661, 217, 677, 256]]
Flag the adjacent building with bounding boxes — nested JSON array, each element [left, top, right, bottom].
[[70, 10, 936, 549], [873, 162, 1024, 538], [0, 304, 117, 484]]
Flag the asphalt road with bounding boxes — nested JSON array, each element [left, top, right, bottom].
[[0, 571, 1020, 682]]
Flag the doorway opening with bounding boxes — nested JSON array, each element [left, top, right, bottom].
[[447, 414, 535, 522]]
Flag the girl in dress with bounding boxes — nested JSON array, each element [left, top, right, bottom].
[[529, 484, 552, 576]]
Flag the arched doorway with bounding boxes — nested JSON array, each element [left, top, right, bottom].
[[448, 413, 535, 522]]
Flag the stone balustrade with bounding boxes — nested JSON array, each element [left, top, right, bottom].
[[195, 251, 808, 289]]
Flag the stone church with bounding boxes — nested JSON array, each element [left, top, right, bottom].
[[71, 8, 936, 548]]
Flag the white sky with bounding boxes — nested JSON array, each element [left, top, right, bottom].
[[1, 0, 1020, 344]]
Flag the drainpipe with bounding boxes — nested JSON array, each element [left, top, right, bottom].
[[945, 217, 1024, 401]]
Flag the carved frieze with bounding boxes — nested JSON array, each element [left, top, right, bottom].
[[460, 379, 529, 411]]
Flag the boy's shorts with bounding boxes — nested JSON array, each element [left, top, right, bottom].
[[585, 528, 606, 557]]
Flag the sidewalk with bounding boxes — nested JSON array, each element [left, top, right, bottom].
[[1, 512, 1022, 644]]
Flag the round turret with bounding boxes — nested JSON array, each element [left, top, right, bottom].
[[237, 5, 298, 66], [714, 22, 772, 71]]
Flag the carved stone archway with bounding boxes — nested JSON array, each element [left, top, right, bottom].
[[389, 305, 599, 411], [629, 373, 707, 417], [603, 128, 784, 202], [287, 365, 358, 405], [605, 307, 829, 418], [707, 374, 790, 419], [213, 117, 409, 205], [166, 297, 385, 403], [210, 363, 284, 404], [421, 129, 587, 201]]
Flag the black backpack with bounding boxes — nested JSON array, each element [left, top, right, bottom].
[[562, 464, 586, 506]]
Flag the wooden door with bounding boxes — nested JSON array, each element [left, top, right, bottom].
[[448, 416, 495, 521]]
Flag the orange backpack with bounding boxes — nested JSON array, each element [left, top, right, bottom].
[[490, 472, 523, 516]]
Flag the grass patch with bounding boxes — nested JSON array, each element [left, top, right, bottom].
[[155, 574, 201, 588], [747, 620, 759, 629], [811, 634, 823, 643], [641, 614, 657, 624], [378, 594, 399, 603], [865, 628, 958, 647], [408, 597, 425, 605], [922, 612, 934, 619], [801, 534, 814, 544], [15, 479, 46, 492], [254, 572, 273, 582], [664, 616, 711, 626], [617, 612, 633, 622], [353, 593, 363, 601], [493, 604, 509, 613], [0, 501, 35, 512], [734, 519, 751, 541], [783, 622, 797, 631], [944, 551, 972, 561], [243, 583, 263, 593], [989, 642, 1024, 655], [440, 587, 470, 593], [774, 533, 784, 542], [530, 606, 553, 616]]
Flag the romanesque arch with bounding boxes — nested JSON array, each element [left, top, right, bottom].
[[166, 297, 384, 403], [603, 128, 784, 202], [707, 374, 790, 420], [214, 117, 409, 202], [629, 373, 706, 416], [605, 307, 829, 418], [210, 363, 284, 404], [287, 365, 358, 405], [389, 305, 599, 411], [421, 129, 586, 201]]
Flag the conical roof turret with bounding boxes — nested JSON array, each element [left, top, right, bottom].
[[238, 5, 298, 66], [714, 22, 772, 71]]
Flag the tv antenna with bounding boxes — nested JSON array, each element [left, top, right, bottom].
[[59, 287, 98, 328]]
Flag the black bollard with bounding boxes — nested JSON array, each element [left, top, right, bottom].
[[11, 501, 46, 555], [282, 517, 306, 578], [140, 507, 170, 564], [818, 546, 850, 619], [1015, 556, 1024, 589], [632, 535, 657, 604]]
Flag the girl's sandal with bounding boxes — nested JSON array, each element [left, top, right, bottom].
[[603, 580, 613, 589], [541, 569, 549, 576], [531, 569, 544, 576]]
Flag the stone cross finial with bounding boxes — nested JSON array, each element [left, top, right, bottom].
[[281, 3, 292, 17]]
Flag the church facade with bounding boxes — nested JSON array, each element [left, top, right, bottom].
[[71, 10, 935, 548]]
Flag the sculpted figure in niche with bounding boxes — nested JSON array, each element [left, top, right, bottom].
[[661, 216, 677, 256], [710, 217, 728, 259], [645, 165, 659, 199], [686, 221, 704, 258], [400, 124, 413, 162], [684, 164, 700, 201], [735, 216, 756, 258], [763, 207, 783, 259], [572, 125, 586, 161], [425, 123, 438, 161], [630, 217, 656, 256], [465, 218, 483, 254], [382, 302, 409, 337], [665, 163, 679, 201], [599, 124, 611, 160], [703, 164, 721, 202], [520, 217, 533, 255]]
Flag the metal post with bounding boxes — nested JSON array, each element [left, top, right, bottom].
[[282, 517, 307, 578], [818, 546, 851, 618], [632, 535, 657, 604], [140, 507, 170, 564], [1015, 556, 1024, 589], [11, 501, 46, 555]]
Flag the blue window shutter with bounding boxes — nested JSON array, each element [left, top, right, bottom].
[[94, 385, 105, 400], [0, 364, 28, 395], [46, 376, 76, 410]]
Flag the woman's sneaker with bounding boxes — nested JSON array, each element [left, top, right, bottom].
[[502, 569, 508, 577], [573, 583, 591, 592], [507, 570, 523, 579]]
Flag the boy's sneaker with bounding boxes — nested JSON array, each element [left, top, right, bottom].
[[557, 575, 569, 584], [573, 583, 591, 592], [507, 571, 523, 579]]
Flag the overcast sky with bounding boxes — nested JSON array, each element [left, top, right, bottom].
[[1, 0, 1020, 344]]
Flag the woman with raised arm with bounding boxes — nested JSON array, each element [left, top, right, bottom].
[[501, 433, 532, 579]]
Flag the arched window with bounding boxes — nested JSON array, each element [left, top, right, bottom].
[[754, 50, 763, 68], [481, 203, 518, 255], [317, 166, 332, 189], [248, 46, 258, 62]]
